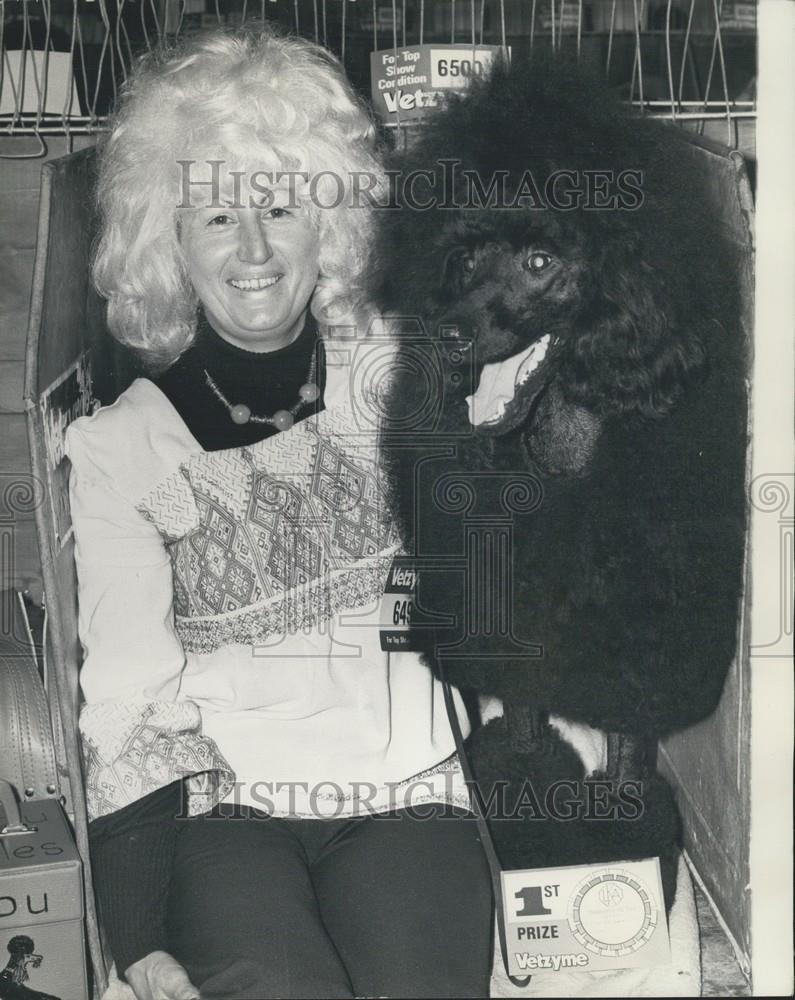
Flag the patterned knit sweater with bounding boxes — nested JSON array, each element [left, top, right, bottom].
[[65, 318, 469, 823]]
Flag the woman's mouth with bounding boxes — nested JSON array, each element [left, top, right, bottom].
[[229, 274, 283, 291]]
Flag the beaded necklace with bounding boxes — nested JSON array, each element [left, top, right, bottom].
[[203, 349, 320, 431]]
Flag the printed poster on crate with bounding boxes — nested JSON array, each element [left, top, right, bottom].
[[38, 354, 94, 552], [501, 857, 671, 977], [370, 43, 508, 124]]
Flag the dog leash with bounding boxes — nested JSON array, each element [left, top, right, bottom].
[[439, 666, 531, 990]]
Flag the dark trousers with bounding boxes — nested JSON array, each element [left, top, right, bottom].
[[166, 803, 493, 999]]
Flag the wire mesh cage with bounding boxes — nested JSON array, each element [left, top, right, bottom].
[[0, 1, 756, 156]]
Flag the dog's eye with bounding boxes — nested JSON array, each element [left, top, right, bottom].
[[441, 248, 477, 293], [524, 252, 554, 273]]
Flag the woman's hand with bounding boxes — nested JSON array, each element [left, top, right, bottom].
[[125, 951, 200, 1000]]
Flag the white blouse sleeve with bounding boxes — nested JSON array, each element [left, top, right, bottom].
[[67, 420, 187, 705], [64, 387, 234, 821]]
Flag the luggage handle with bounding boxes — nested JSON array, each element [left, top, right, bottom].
[[0, 777, 38, 836]]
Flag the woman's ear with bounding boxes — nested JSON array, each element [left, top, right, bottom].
[[565, 245, 706, 419]]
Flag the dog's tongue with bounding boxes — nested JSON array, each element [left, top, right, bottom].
[[466, 342, 539, 426]]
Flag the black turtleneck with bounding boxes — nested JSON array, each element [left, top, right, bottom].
[[155, 310, 326, 451]]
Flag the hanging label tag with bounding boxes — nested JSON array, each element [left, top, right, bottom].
[[500, 857, 670, 976], [379, 556, 420, 652]]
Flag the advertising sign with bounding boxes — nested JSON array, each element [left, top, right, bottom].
[[501, 858, 671, 977], [370, 44, 508, 124]]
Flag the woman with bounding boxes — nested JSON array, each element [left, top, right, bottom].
[[65, 25, 492, 1000]]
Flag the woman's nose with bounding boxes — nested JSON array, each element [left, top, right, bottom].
[[237, 214, 273, 265]]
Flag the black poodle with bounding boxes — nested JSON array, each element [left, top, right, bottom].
[[367, 56, 749, 909], [0, 936, 61, 1000]]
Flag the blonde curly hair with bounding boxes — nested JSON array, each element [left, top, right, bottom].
[[93, 24, 384, 369]]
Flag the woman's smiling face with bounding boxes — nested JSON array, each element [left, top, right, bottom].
[[180, 187, 320, 352]]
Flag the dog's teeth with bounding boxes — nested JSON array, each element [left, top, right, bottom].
[[518, 358, 539, 385], [516, 335, 551, 386]]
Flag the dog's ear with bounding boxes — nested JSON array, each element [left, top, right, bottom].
[[565, 240, 706, 419], [524, 381, 603, 476]]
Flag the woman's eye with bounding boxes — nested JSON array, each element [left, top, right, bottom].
[[265, 206, 291, 220], [461, 255, 476, 273], [207, 214, 235, 226], [524, 251, 554, 273]]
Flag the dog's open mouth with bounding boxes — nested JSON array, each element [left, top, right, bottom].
[[466, 334, 557, 434]]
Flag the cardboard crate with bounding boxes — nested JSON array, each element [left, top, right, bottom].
[[0, 781, 87, 1000]]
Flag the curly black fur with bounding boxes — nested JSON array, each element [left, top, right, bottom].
[[368, 56, 748, 908]]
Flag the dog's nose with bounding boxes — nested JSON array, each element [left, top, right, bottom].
[[440, 324, 471, 349]]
